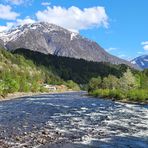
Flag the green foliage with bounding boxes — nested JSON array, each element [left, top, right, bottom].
[[140, 69, 148, 89], [127, 89, 148, 102], [88, 69, 148, 102], [102, 75, 119, 89], [39, 86, 49, 93], [0, 80, 5, 96], [0, 48, 64, 97], [88, 77, 101, 92], [90, 89, 125, 100], [91, 89, 110, 98], [65, 80, 80, 91], [90, 89, 148, 102], [118, 69, 138, 91], [13, 48, 133, 84], [5, 78, 20, 93], [1, 47, 147, 103]]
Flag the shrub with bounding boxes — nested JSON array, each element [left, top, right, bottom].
[[88, 77, 101, 92], [127, 89, 148, 102], [65, 80, 80, 91]]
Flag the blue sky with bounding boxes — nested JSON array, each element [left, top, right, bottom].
[[0, 0, 148, 60]]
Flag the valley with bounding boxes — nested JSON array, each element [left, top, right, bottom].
[[0, 19, 148, 148]]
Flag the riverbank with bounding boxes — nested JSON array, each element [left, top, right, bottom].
[[0, 90, 76, 102], [0, 92, 46, 101], [88, 90, 148, 105]]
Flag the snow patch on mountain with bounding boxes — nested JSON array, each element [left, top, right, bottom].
[[131, 55, 148, 69], [131, 61, 136, 65], [0, 22, 79, 44], [70, 32, 78, 41], [0, 22, 138, 69]]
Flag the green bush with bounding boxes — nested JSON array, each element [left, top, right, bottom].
[[65, 80, 80, 91], [0, 48, 68, 97], [88, 69, 148, 103], [127, 89, 148, 102], [90, 89, 148, 102], [88, 77, 101, 92]]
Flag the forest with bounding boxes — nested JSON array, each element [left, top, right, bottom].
[[1, 48, 147, 102], [13, 48, 135, 84], [0, 48, 79, 97]]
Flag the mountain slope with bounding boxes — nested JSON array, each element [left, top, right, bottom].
[[13, 48, 138, 84], [0, 47, 64, 96], [0, 39, 5, 49], [131, 55, 148, 69], [0, 22, 136, 68]]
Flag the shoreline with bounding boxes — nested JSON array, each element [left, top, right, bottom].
[[1, 91, 147, 105], [87, 94, 148, 105], [0, 92, 47, 102], [115, 99, 148, 105], [0, 91, 76, 102]]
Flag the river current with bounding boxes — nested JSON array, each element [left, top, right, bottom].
[[0, 92, 148, 148]]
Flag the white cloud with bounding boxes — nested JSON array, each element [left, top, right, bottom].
[[36, 6, 109, 32], [0, 22, 14, 32], [0, 26, 8, 32], [0, 4, 19, 20], [5, 0, 34, 5], [16, 17, 36, 25], [141, 41, 148, 45], [118, 54, 126, 58], [7, 0, 23, 5], [137, 52, 144, 54], [0, 17, 35, 32], [143, 45, 148, 51], [106, 47, 118, 51], [141, 41, 148, 51], [41, 2, 51, 6]]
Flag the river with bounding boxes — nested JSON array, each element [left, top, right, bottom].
[[0, 92, 148, 148]]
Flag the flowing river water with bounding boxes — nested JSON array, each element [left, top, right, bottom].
[[0, 92, 148, 148]]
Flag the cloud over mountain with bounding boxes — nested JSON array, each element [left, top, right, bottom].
[[141, 41, 148, 51], [36, 6, 109, 32]]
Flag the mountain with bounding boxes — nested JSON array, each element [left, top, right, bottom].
[[0, 39, 5, 49], [0, 22, 136, 68], [131, 55, 148, 69]]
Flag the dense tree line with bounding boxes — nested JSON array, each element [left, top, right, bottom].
[[13, 48, 136, 84]]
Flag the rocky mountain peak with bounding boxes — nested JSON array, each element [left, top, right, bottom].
[[131, 55, 148, 69], [0, 22, 138, 69]]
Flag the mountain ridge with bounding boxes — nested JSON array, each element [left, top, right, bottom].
[[131, 55, 148, 69], [0, 22, 138, 69]]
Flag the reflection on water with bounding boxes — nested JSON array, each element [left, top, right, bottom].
[[0, 92, 148, 148]]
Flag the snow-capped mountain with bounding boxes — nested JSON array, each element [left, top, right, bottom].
[[0, 22, 137, 68], [0, 39, 5, 49], [131, 55, 148, 69]]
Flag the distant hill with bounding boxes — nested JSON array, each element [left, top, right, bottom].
[[0, 22, 137, 69], [131, 55, 148, 69]]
